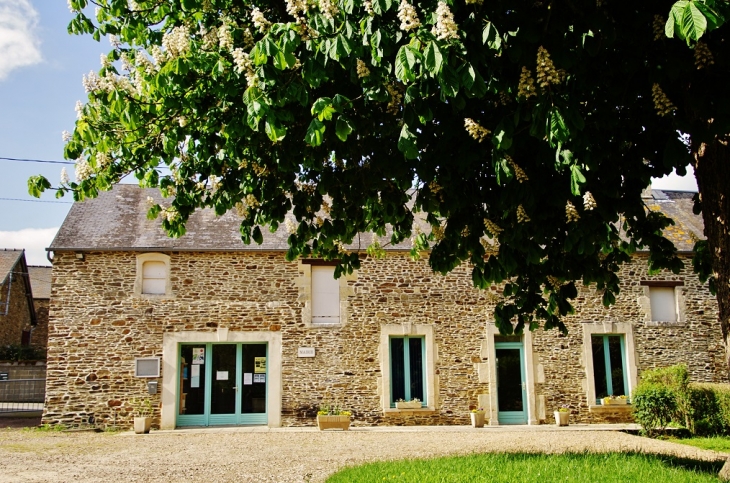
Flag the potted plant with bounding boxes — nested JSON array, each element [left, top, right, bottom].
[[470, 407, 486, 428], [131, 397, 153, 434], [601, 395, 629, 405], [554, 405, 570, 426], [395, 398, 421, 409], [316, 401, 351, 431]]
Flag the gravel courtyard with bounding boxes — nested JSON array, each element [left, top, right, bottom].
[[1, 425, 727, 483]]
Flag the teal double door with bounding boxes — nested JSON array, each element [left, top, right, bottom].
[[495, 340, 528, 425], [177, 343, 268, 427]]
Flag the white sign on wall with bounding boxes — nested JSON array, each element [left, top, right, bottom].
[[298, 347, 316, 358]]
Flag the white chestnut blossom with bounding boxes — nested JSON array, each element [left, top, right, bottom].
[[356, 59, 370, 78], [397, 0, 421, 31], [135, 50, 156, 74], [61, 130, 72, 142], [583, 191, 597, 210], [74, 158, 93, 182], [82, 70, 101, 93], [232, 48, 258, 86], [60, 168, 70, 184], [286, 0, 309, 18], [151, 45, 167, 66], [218, 23, 233, 52], [251, 8, 271, 32], [109, 34, 121, 49], [162, 25, 190, 58], [431, 2, 458, 41], [100, 53, 111, 69], [319, 0, 339, 20], [75, 100, 84, 119]]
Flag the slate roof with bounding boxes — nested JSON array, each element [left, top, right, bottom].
[[49, 184, 704, 253], [0, 250, 24, 285], [27, 266, 52, 299]]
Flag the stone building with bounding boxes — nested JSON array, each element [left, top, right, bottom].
[[42, 185, 725, 429], [28, 266, 51, 354], [0, 249, 38, 349]]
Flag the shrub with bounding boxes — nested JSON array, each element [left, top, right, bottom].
[[639, 364, 690, 427], [632, 383, 676, 437], [0, 344, 45, 361], [687, 383, 730, 436]]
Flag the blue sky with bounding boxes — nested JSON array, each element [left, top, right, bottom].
[[0, 0, 699, 266]]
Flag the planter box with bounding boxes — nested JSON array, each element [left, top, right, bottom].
[[133, 417, 152, 434], [317, 414, 350, 431], [395, 401, 422, 409], [554, 411, 569, 427], [602, 398, 628, 405], [470, 412, 486, 428]]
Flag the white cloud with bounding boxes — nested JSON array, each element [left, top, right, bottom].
[[0, 0, 43, 80], [0, 227, 58, 266]]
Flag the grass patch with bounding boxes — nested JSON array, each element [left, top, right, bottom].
[[21, 423, 66, 433], [670, 436, 730, 453], [326, 452, 723, 483]]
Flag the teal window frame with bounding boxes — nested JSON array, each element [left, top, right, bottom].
[[591, 334, 628, 404], [389, 336, 426, 408]]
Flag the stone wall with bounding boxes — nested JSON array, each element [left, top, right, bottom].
[[0, 268, 33, 347], [31, 299, 49, 353], [43, 249, 724, 428]]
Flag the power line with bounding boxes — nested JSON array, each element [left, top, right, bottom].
[[0, 156, 74, 165], [0, 198, 72, 204]]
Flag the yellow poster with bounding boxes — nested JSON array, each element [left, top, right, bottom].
[[254, 357, 266, 373]]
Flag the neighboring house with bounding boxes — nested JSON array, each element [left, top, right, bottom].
[[0, 250, 37, 348], [42, 185, 724, 429], [27, 266, 51, 354]]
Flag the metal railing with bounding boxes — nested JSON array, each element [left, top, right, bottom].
[[0, 379, 45, 414]]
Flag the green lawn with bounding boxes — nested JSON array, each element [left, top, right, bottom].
[[671, 437, 730, 453], [326, 452, 723, 483]]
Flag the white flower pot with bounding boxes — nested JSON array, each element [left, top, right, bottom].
[[554, 411, 569, 427], [133, 416, 152, 434], [470, 412, 485, 428]]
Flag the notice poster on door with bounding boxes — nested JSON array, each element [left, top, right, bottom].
[[254, 374, 265, 383], [244, 373, 253, 385], [192, 348, 205, 365], [254, 357, 266, 373], [191, 364, 200, 388], [216, 371, 229, 381]]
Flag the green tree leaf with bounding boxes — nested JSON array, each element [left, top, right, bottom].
[[424, 42, 443, 76], [335, 116, 353, 141], [305, 118, 326, 146], [570, 164, 586, 196]]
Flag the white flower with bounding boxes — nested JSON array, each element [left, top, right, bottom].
[[251, 8, 271, 32], [162, 25, 190, 59], [232, 48, 258, 86], [363, 0, 374, 15], [74, 100, 84, 119], [286, 0, 309, 19], [583, 191, 597, 210], [135, 50, 156, 74], [285, 218, 297, 234], [109, 34, 121, 49], [565, 201, 580, 222], [178, 116, 188, 127], [100, 53, 111, 69], [431, 2, 458, 41], [151, 45, 167, 66], [356, 59, 370, 78], [60, 168, 70, 184], [82, 70, 100, 93], [62, 130, 72, 142], [218, 23, 233, 52], [464, 118, 490, 142], [146, 196, 155, 205], [74, 158, 93, 182], [319, 0, 339, 20], [397, 0, 421, 31]]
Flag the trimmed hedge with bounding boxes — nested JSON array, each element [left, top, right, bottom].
[[632, 364, 730, 437]]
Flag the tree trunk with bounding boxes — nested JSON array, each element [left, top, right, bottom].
[[693, 137, 730, 381]]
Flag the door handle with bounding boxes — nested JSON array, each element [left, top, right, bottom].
[[233, 386, 239, 391]]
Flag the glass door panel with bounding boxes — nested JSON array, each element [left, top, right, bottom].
[[240, 344, 267, 418], [210, 344, 237, 416], [179, 346, 206, 416], [495, 342, 527, 424]]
